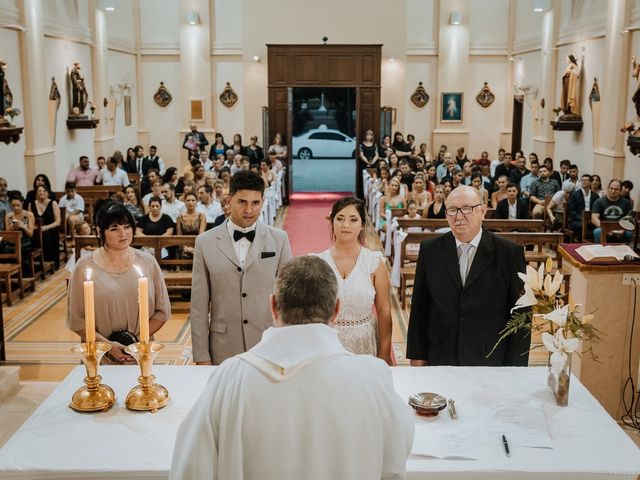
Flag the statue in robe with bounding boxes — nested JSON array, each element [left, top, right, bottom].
[[0, 59, 16, 126], [631, 56, 640, 120], [559, 55, 580, 119], [70, 62, 88, 115]]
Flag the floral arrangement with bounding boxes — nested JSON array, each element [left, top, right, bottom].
[[490, 258, 600, 372]]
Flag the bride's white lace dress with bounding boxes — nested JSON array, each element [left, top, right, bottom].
[[316, 247, 382, 355]]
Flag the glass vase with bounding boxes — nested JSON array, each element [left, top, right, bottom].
[[547, 352, 571, 407]]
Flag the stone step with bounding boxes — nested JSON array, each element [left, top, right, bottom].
[[0, 367, 20, 401]]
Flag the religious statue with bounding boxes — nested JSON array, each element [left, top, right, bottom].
[[622, 56, 640, 154], [49, 76, 61, 102], [559, 55, 580, 119], [70, 62, 88, 116], [551, 54, 583, 131], [0, 59, 20, 127]]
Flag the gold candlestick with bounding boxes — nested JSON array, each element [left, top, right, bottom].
[[69, 342, 116, 412], [124, 341, 170, 413]]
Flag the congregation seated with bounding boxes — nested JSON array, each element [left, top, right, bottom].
[[406, 175, 431, 209], [160, 183, 186, 223], [567, 174, 598, 240], [470, 172, 489, 205], [162, 167, 184, 195], [490, 175, 509, 208], [176, 192, 206, 237], [530, 165, 561, 219], [425, 184, 447, 219], [58, 182, 85, 235], [97, 157, 130, 187], [592, 179, 633, 244], [66, 155, 98, 186], [142, 179, 163, 209], [122, 185, 144, 222], [212, 196, 231, 228], [140, 169, 160, 198], [29, 184, 61, 270], [495, 183, 530, 220], [24, 174, 55, 211], [196, 184, 222, 229], [3, 192, 34, 276], [136, 196, 174, 238]]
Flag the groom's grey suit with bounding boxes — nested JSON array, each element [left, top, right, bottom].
[[190, 219, 292, 364]]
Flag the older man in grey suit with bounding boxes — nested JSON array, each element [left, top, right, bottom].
[[190, 171, 293, 365]]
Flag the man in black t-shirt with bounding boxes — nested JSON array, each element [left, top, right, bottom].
[[398, 160, 415, 192], [592, 179, 632, 243]]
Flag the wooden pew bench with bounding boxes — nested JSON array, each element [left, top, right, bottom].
[[74, 235, 197, 290]]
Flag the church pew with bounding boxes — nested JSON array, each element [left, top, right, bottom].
[[73, 235, 197, 290], [0, 231, 36, 306], [395, 218, 544, 232], [397, 231, 564, 308]]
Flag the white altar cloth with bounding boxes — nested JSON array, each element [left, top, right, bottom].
[[0, 366, 638, 479]]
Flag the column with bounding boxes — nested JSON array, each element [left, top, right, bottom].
[[593, 0, 630, 181], [133, 0, 148, 148], [90, 0, 114, 158], [432, 0, 470, 152], [533, 1, 559, 159], [500, 0, 516, 150], [17, 0, 56, 184]]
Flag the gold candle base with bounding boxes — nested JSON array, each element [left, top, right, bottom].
[[124, 341, 170, 413], [69, 342, 116, 413]]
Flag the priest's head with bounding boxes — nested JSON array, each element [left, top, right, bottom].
[[271, 256, 340, 327]]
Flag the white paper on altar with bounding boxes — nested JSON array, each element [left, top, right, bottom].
[[411, 428, 479, 460], [484, 398, 553, 449]]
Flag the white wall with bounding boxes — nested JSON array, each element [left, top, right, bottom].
[[468, 56, 508, 157], [141, 55, 181, 168], [107, 50, 138, 151]]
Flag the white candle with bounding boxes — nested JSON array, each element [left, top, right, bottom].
[[135, 265, 149, 343], [83, 269, 96, 345]]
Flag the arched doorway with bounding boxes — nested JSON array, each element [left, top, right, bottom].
[[267, 44, 381, 199]]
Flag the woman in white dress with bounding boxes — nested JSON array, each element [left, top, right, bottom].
[[316, 196, 393, 365]]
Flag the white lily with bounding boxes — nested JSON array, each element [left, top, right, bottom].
[[581, 314, 593, 325], [543, 270, 563, 298], [543, 304, 569, 327], [518, 264, 545, 292], [542, 328, 580, 374], [511, 284, 538, 313]]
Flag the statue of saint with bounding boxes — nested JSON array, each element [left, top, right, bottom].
[[70, 62, 88, 115], [631, 56, 640, 120], [0, 59, 7, 119], [560, 55, 580, 118]]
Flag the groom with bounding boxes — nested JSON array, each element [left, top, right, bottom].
[[190, 171, 292, 365]]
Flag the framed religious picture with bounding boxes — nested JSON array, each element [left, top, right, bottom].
[[441, 92, 463, 122], [475, 82, 495, 108], [189, 98, 205, 122]]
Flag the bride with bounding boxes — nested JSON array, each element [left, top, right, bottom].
[[315, 196, 393, 365]]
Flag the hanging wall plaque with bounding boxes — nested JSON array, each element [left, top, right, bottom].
[[475, 82, 495, 108], [219, 82, 238, 108], [153, 81, 172, 107], [410, 82, 429, 108]]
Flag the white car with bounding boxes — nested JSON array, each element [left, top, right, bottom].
[[292, 126, 356, 159]]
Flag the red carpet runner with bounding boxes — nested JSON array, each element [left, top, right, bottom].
[[282, 192, 352, 256]]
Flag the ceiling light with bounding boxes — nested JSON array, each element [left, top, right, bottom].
[[449, 12, 462, 25], [99, 0, 116, 11], [187, 12, 200, 25], [533, 0, 551, 12]]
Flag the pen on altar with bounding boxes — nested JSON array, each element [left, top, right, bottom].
[[502, 434, 510, 457]]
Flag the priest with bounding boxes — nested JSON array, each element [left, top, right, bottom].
[[170, 256, 414, 480]]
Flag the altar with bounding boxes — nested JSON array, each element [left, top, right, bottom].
[[0, 366, 639, 479]]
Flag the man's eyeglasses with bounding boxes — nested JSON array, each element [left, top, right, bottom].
[[445, 204, 482, 217]]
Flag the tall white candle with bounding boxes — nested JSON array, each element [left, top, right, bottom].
[[83, 269, 96, 345], [135, 265, 149, 343]]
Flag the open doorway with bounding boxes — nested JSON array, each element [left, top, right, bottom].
[[291, 87, 356, 192]]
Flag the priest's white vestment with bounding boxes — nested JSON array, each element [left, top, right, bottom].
[[170, 323, 415, 480]]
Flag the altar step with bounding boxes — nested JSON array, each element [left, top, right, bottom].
[[0, 367, 20, 401], [0, 379, 57, 448]]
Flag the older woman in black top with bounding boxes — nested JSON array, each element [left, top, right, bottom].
[[136, 196, 174, 237]]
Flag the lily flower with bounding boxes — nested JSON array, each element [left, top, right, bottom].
[[543, 270, 563, 298], [543, 305, 569, 327], [542, 328, 580, 374], [518, 264, 545, 293], [581, 314, 593, 325], [511, 284, 538, 313]]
